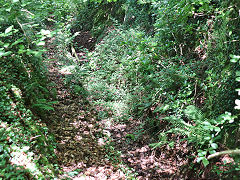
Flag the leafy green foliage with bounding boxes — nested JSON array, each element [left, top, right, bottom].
[[163, 106, 236, 166], [65, 0, 240, 176], [1, 0, 238, 178], [72, 0, 125, 38], [0, 0, 61, 178]]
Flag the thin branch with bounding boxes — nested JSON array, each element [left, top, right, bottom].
[[71, 45, 80, 62], [16, 17, 31, 48], [21, 9, 35, 16], [194, 80, 197, 97], [207, 149, 240, 160]]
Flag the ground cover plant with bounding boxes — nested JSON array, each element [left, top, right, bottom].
[[1, 0, 240, 179]]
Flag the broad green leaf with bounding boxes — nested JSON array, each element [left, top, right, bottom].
[[5, 26, 13, 34], [204, 136, 211, 140], [230, 55, 240, 63], [0, 145, 3, 152], [162, 104, 170, 112], [202, 121, 211, 126], [235, 99, 240, 109], [230, 55, 240, 59], [3, 43, 10, 48], [231, 59, 238, 63], [40, 29, 51, 36], [236, 77, 240, 82], [11, 38, 23, 47], [236, 71, 240, 76], [209, 150, 216, 154], [0, 50, 12, 57], [197, 156, 204, 163], [36, 41, 45, 46], [211, 143, 218, 149], [153, 104, 169, 113], [214, 127, 221, 132], [236, 89, 240, 95], [202, 158, 209, 167], [198, 151, 207, 156], [6, 8, 11, 12]]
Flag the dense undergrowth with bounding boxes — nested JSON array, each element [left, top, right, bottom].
[[67, 0, 240, 178], [1, 0, 240, 179], [0, 0, 65, 178]]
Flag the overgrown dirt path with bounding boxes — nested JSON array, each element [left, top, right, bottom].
[[46, 42, 126, 179], [44, 34, 194, 180]]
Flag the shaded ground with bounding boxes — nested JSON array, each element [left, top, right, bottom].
[[72, 31, 96, 51], [46, 41, 126, 179], [43, 32, 222, 179]]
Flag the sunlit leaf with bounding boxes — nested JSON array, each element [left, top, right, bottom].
[[36, 41, 45, 46], [236, 77, 240, 82], [214, 127, 221, 132], [40, 29, 51, 36], [0, 50, 12, 57], [230, 58, 238, 63], [4, 43, 10, 48], [230, 55, 240, 59], [5, 26, 13, 34], [0, 145, 3, 152], [211, 143, 218, 149], [235, 99, 240, 109]]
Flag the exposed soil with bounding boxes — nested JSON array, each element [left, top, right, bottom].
[[72, 31, 96, 51]]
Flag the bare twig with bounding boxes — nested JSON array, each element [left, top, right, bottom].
[[71, 45, 80, 62], [16, 17, 31, 48], [194, 80, 197, 97], [21, 9, 35, 16], [207, 149, 240, 160]]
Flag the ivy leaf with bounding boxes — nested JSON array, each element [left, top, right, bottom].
[[67, 171, 79, 177], [197, 156, 203, 163], [3, 43, 10, 48]]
